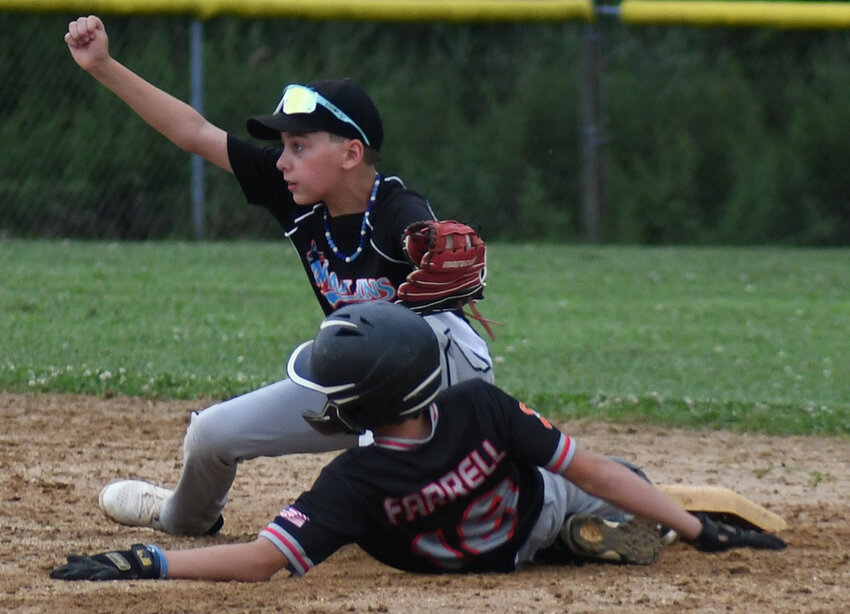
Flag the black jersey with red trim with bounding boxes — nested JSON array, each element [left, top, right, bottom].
[[259, 379, 576, 575], [227, 135, 435, 315]]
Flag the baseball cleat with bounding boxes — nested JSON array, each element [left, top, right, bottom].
[[561, 514, 666, 565], [99, 480, 171, 531], [99, 480, 225, 535]]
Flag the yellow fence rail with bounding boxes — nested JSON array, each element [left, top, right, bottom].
[[1, 0, 594, 22], [620, 1, 850, 29], [5, 0, 850, 29]]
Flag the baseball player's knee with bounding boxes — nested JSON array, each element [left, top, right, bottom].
[[183, 406, 240, 466]]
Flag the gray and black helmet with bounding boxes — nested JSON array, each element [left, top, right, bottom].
[[287, 302, 442, 435]]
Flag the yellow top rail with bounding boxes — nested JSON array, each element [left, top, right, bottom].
[[7, 0, 850, 29], [620, 1, 850, 29], [3, 0, 595, 22]]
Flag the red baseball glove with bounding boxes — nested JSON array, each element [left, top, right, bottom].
[[397, 220, 494, 337]]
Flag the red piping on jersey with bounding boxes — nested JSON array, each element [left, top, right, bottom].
[[263, 524, 311, 574], [547, 434, 574, 474]]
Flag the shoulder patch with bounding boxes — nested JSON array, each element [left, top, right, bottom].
[[280, 506, 310, 528]]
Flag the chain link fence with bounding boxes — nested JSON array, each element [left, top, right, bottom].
[[4, 12, 850, 244], [2, 14, 303, 239], [1, 13, 592, 240]]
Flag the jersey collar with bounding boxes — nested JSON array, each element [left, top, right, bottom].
[[373, 403, 438, 451]]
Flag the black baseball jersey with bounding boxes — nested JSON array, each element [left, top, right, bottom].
[[228, 135, 435, 315], [259, 380, 576, 575]]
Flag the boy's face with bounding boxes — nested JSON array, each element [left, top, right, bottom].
[[275, 131, 351, 205]]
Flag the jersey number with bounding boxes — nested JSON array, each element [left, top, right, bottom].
[[411, 478, 519, 570]]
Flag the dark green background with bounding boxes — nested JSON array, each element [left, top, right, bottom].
[[2, 13, 849, 244]]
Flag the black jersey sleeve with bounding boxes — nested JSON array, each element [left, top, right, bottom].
[[463, 381, 577, 474], [226, 134, 297, 219], [369, 182, 436, 260], [389, 189, 435, 230], [258, 463, 369, 576], [259, 504, 351, 577]]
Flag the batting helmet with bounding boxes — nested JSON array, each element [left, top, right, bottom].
[[287, 301, 442, 435]]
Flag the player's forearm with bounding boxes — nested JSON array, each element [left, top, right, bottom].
[[86, 57, 215, 157], [594, 462, 702, 540], [566, 452, 702, 540], [163, 539, 289, 582]]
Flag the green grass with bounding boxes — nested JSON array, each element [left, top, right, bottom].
[[2, 240, 848, 436]]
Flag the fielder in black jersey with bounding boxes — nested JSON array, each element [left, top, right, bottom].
[[228, 135, 435, 314], [51, 303, 785, 583], [66, 15, 494, 538]]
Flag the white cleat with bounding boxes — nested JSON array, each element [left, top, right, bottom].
[[98, 480, 172, 531]]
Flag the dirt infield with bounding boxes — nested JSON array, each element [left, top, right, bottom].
[[1, 393, 847, 613]]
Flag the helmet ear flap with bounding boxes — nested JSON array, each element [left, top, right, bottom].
[[302, 402, 364, 435]]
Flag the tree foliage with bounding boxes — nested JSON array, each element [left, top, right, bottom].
[[1, 14, 848, 244]]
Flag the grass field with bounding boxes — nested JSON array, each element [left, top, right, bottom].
[[2, 240, 848, 435]]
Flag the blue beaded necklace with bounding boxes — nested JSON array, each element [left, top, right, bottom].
[[323, 173, 380, 263]]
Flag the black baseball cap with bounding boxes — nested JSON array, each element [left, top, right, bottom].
[[247, 79, 384, 151]]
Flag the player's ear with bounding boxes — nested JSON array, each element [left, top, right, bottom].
[[340, 138, 365, 169]]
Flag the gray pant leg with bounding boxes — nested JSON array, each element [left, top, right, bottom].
[[159, 378, 357, 534], [560, 456, 651, 521], [423, 312, 494, 388]]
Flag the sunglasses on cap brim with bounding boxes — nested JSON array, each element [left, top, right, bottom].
[[274, 84, 371, 147]]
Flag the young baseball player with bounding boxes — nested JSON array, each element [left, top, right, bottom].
[[64, 16, 493, 537], [50, 302, 786, 582]]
